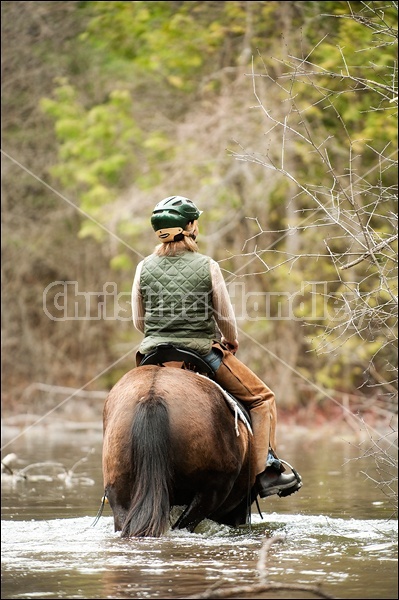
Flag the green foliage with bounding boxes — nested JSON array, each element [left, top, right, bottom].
[[110, 253, 135, 272], [41, 81, 142, 239], [81, 0, 226, 91], [298, 2, 397, 158]]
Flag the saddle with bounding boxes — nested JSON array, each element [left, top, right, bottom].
[[139, 343, 251, 428], [140, 343, 216, 378]]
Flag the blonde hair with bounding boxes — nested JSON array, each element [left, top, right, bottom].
[[154, 221, 199, 256]]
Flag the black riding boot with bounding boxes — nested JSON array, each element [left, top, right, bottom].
[[256, 466, 302, 499]]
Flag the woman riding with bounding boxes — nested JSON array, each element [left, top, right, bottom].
[[131, 195, 302, 499]]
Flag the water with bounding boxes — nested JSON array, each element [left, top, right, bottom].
[[1, 421, 397, 599]]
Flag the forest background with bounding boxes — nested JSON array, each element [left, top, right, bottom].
[[1, 1, 397, 441]]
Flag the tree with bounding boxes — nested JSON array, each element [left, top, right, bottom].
[[230, 1, 397, 501]]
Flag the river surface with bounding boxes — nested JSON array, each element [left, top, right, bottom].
[[1, 419, 397, 599]]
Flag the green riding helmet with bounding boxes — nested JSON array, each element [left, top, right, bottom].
[[151, 196, 202, 231]]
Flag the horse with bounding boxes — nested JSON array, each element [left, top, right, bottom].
[[102, 364, 258, 537]]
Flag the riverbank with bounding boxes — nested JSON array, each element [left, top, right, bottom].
[[2, 397, 396, 448]]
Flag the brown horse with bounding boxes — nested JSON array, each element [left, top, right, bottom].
[[102, 364, 257, 537]]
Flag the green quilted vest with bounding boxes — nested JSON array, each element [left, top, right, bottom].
[[139, 252, 217, 355]]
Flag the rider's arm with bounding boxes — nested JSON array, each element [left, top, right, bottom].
[[132, 260, 145, 333], [209, 259, 239, 348]]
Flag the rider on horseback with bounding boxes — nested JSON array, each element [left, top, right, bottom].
[[132, 196, 302, 499]]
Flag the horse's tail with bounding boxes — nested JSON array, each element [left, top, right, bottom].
[[121, 395, 173, 537]]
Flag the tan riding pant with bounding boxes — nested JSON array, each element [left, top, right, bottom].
[[212, 343, 278, 475]]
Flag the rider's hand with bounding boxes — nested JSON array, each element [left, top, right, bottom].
[[222, 338, 239, 355]]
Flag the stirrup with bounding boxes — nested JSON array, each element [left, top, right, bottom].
[[277, 459, 302, 497]]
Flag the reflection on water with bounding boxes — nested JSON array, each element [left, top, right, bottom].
[[1, 424, 398, 599]]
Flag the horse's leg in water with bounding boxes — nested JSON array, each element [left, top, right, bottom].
[[171, 481, 235, 532], [215, 485, 258, 527], [105, 485, 129, 532]]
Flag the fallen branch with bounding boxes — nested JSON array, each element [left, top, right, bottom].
[[186, 582, 335, 599]]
